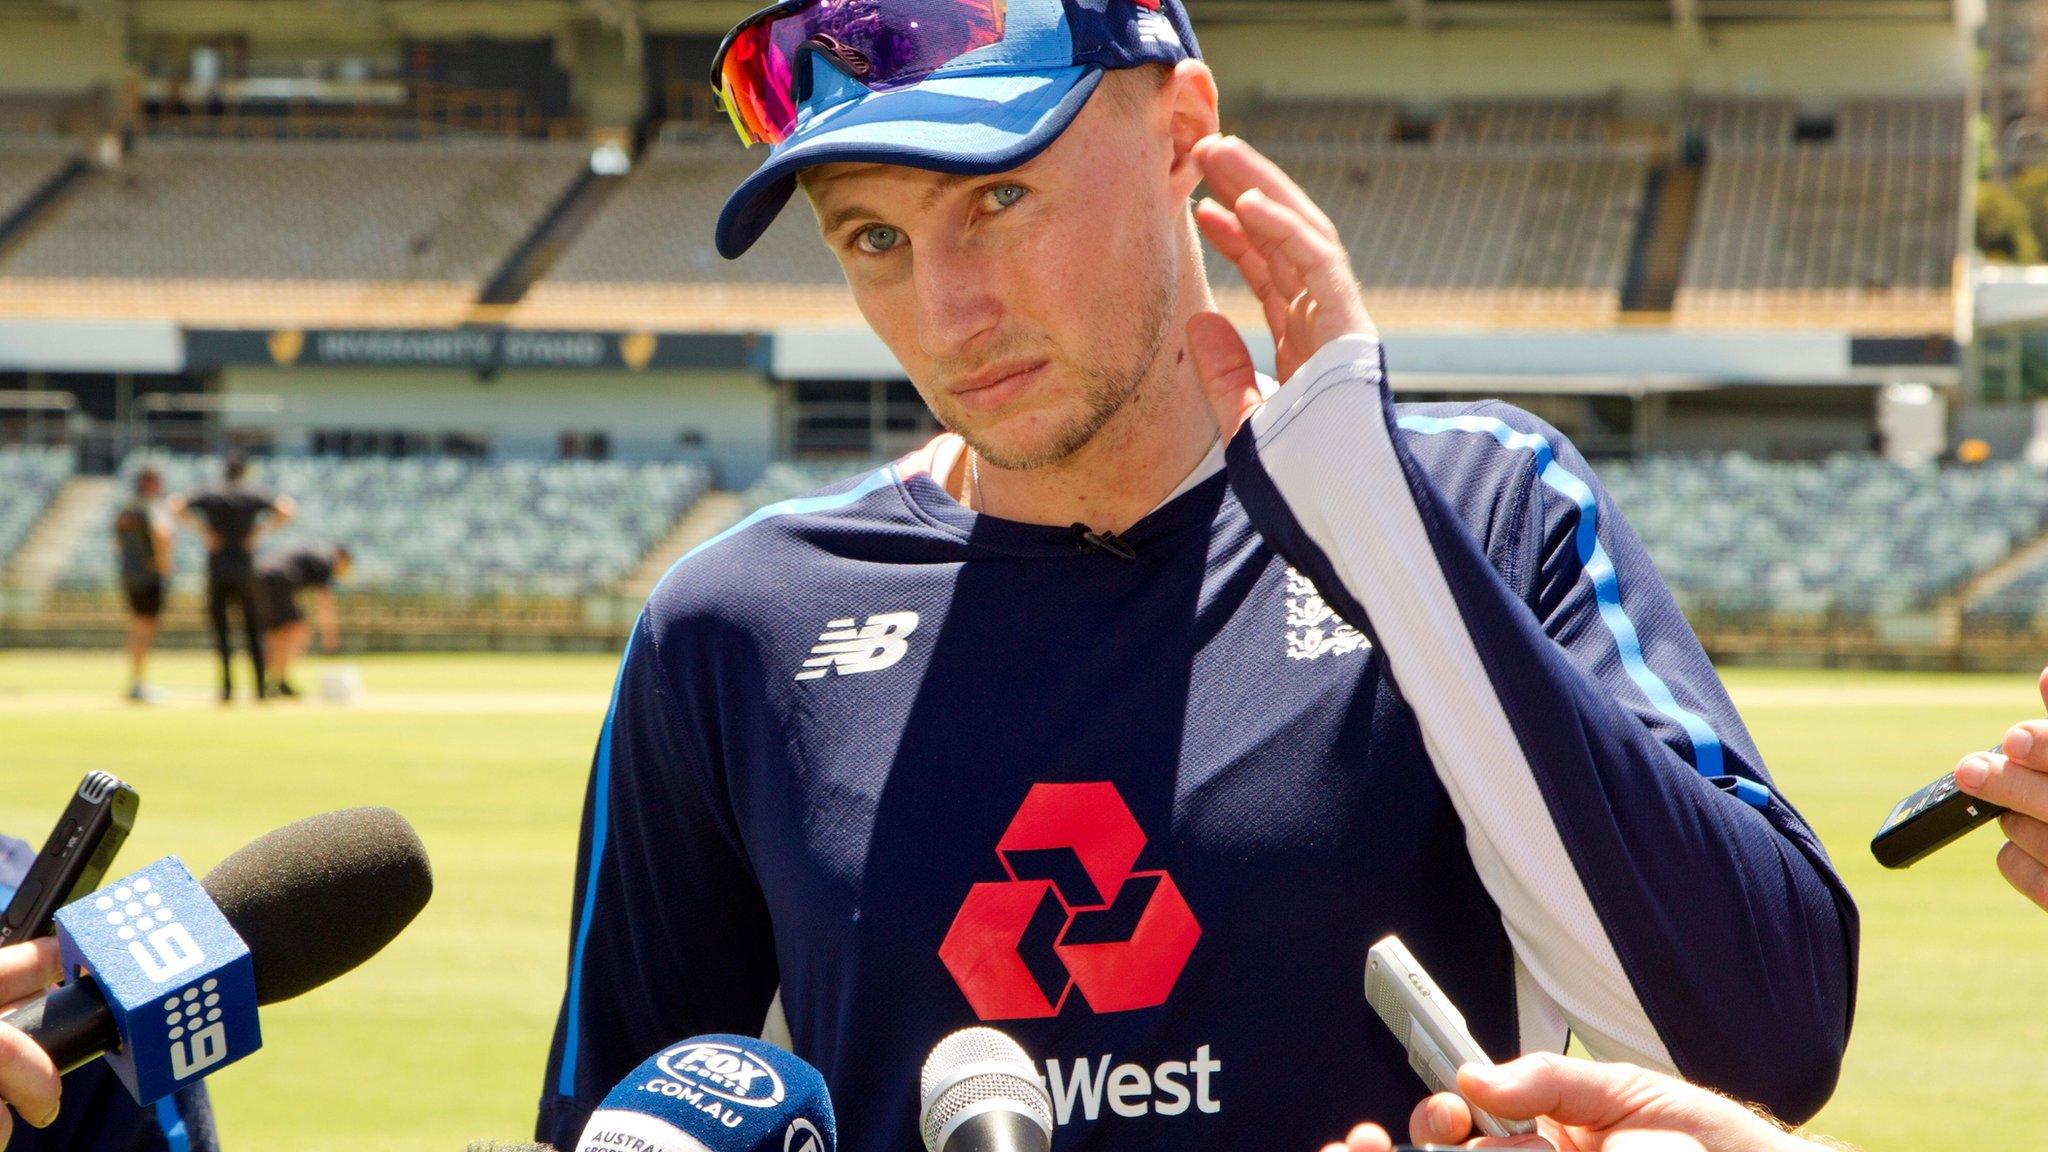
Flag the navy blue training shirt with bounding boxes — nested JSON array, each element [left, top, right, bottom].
[[539, 336, 1858, 1152]]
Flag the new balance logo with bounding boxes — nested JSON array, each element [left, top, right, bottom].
[[795, 611, 920, 681]]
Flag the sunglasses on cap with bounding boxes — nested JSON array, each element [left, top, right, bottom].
[[710, 0, 1011, 147]]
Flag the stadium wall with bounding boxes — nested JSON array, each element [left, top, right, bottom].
[[1199, 20, 1967, 106], [217, 366, 776, 484], [0, 18, 126, 93]]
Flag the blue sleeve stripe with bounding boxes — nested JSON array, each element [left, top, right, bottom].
[[1394, 414, 1726, 781], [154, 1094, 190, 1152], [555, 465, 897, 1099]]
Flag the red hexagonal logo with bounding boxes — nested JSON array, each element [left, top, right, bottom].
[[938, 782, 1200, 1020]]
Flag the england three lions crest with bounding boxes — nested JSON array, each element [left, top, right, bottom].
[[1283, 568, 1371, 661]]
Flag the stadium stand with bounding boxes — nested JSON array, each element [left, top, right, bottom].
[[0, 143, 81, 227], [513, 132, 852, 330], [1233, 95, 1399, 146], [1600, 454, 2048, 616], [57, 454, 712, 597], [739, 460, 875, 514], [1674, 97, 1965, 333], [0, 138, 588, 325], [1208, 141, 1650, 328], [1676, 96, 1798, 152], [1436, 96, 1615, 145], [1972, 558, 2048, 619], [0, 446, 74, 578]]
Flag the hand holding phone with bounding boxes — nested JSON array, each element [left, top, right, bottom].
[[1364, 935, 1535, 1140]]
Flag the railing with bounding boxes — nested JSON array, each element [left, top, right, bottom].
[[139, 82, 584, 142]]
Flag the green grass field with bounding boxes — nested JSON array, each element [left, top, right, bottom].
[[0, 650, 2043, 1151]]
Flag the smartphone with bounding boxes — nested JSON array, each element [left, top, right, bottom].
[[1365, 935, 1535, 1140], [1871, 762, 2008, 870], [0, 772, 138, 944]]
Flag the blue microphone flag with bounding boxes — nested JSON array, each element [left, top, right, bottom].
[[575, 1034, 835, 1152], [53, 855, 260, 1103]]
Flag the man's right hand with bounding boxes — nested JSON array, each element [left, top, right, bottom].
[[1404, 1053, 1829, 1152], [0, 938, 65, 1146]]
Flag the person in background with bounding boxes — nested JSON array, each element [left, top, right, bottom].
[[169, 455, 293, 704], [256, 543, 351, 699], [111, 469, 171, 704]]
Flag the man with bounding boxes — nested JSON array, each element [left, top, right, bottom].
[[170, 455, 293, 703], [111, 469, 171, 704], [255, 543, 350, 699], [539, 4, 1857, 1149]]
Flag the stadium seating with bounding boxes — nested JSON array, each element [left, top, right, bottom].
[[1599, 454, 2048, 616], [735, 452, 2048, 620], [1208, 142, 1650, 328], [1232, 96, 1399, 146], [1676, 96, 1798, 151], [1674, 97, 1964, 333], [739, 460, 876, 514], [0, 143, 79, 226], [59, 454, 712, 597], [514, 132, 855, 330], [0, 138, 587, 325], [1436, 97, 1614, 145], [0, 446, 74, 576]]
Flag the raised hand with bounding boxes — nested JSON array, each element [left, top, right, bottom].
[[1184, 134, 1377, 441]]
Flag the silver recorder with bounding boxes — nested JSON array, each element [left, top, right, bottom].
[[1364, 935, 1536, 1141]]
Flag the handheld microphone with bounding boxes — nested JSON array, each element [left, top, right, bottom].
[[918, 1028, 1053, 1152], [1, 806, 431, 1104], [572, 1034, 835, 1152]]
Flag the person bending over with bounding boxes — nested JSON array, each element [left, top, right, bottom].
[[255, 543, 350, 699]]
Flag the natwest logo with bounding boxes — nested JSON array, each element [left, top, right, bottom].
[[939, 782, 1200, 1020]]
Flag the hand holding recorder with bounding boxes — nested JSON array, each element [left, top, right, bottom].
[[1950, 664, 2048, 910], [1402, 1053, 1830, 1152]]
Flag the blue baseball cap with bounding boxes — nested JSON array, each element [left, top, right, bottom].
[[715, 0, 1201, 260]]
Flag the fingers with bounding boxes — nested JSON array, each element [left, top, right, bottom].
[[2000, 720, 2048, 770], [1606, 1135, 1706, 1152], [0, 1021, 59, 1131], [1185, 312, 1261, 439], [1344, 1122, 1393, 1152], [1194, 197, 1293, 336], [1409, 1091, 1474, 1146], [1955, 750, 2048, 820], [1193, 134, 1341, 243], [1997, 837, 2048, 911], [0, 943, 59, 1009], [1230, 188, 1375, 337], [1458, 1053, 1650, 1130]]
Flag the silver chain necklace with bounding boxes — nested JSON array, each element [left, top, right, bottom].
[[968, 447, 984, 513]]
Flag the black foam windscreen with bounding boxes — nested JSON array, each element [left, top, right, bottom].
[[198, 806, 433, 1005]]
